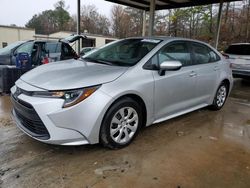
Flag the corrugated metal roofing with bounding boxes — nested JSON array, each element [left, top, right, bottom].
[[105, 0, 241, 10]]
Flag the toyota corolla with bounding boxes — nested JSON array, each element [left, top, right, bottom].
[[11, 37, 233, 149]]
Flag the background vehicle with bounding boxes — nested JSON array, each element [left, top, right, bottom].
[[224, 43, 250, 79], [11, 37, 233, 149], [11, 40, 78, 66], [0, 41, 27, 65], [80, 47, 96, 56], [0, 35, 85, 93]]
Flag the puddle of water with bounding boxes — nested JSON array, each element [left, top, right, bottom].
[[0, 96, 12, 119]]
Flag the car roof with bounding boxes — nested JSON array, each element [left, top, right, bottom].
[[127, 36, 209, 44], [229, 43, 250, 46], [34, 40, 59, 43], [126, 36, 215, 49]]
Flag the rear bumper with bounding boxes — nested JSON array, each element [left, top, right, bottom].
[[232, 69, 250, 78]]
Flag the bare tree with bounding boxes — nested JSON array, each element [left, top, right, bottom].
[[80, 5, 111, 35]]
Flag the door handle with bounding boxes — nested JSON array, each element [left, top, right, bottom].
[[214, 66, 220, 71], [189, 71, 197, 77]]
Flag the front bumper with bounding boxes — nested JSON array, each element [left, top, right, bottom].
[[10, 85, 113, 146]]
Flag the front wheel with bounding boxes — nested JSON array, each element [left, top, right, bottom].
[[100, 98, 142, 149], [210, 82, 228, 110]]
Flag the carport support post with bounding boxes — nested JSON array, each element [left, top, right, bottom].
[[215, 0, 224, 49], [142, 10, 146, 36], [148, 0, 156, 36], [77, 0, 81, 55]]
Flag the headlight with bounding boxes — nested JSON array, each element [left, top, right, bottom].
[[32, 85, 100, 108]]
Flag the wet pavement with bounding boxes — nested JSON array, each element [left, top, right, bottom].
[[0, 79, 250, 188]]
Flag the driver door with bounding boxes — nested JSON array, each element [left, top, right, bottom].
[[152, 41, 199, 121]]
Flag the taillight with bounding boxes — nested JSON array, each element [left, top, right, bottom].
[[221, 52, 229, 59], [42, 57, 49, 64]]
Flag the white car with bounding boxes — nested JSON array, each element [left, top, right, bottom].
[[224, 43, 250, 79], [11, 37, 233, 149]]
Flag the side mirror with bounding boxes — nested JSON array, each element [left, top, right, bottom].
[[158, 60, 182, 76]]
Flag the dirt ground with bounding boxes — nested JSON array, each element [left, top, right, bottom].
[[0, 79, 250, 188]]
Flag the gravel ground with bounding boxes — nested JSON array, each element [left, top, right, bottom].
[[0, 79, 250, 188]]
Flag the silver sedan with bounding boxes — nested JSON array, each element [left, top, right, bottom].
[[11, 37, 233, 149]]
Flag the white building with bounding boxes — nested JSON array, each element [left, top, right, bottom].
[[0, 25, 117, 49], [0, 25, 35, 48], [34, 31, 117, 51]]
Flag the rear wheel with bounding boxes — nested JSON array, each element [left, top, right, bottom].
[[100, 98, 142, 149], [210, 82, 228, 110]]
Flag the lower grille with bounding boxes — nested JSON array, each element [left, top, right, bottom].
[[11, 95, 50, 140]]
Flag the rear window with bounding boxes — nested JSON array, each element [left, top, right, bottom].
[[225, 44, 250, 55], [46, 43, 60, 53]]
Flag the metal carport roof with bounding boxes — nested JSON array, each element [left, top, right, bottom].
[[105, 0, 241, 11]]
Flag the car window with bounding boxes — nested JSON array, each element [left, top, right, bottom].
[[45, 43, 58, 53], [158, 42, 191, 66], [56, 43, 61, 53], [0, 41, 24, 55], [15, 42, 34, 55], [192, 43, 210, 64], [225, 44, 250, 55], [61, 43, 76, 60], [192, 43, 220, 64], [209, 50, 220, 62]]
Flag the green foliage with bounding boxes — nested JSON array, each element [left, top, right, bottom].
[[25, 0, 70, 34]]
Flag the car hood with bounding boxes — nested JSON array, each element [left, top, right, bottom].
[[20, 59, 128, 90]]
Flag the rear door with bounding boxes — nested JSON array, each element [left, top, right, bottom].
[[190, 42, 220, 104]]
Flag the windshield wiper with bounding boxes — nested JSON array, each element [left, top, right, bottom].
[[81, 57, 115, 66]]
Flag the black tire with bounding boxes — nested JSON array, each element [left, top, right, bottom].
[[210, 82, 228, 111], [100, 97, 142, 149]]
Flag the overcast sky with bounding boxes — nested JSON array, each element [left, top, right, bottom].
[[0, 0, 115, 27]]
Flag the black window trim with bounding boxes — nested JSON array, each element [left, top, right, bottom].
[[190, 41, 221, 65]]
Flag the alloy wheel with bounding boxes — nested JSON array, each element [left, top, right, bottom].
[[110, 107, 139, 144], [216, 85, 227, 107]]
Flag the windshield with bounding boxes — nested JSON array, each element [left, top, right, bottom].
[[15, 42, 34, 55], [225, 44, 250, 55], [0, 41, 25, 55], [82, 38, 161, 66]]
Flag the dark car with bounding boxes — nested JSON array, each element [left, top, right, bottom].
[[0, 41, 28, 65], [0, 35, 86, 93], [0, 34, 86, 66]]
